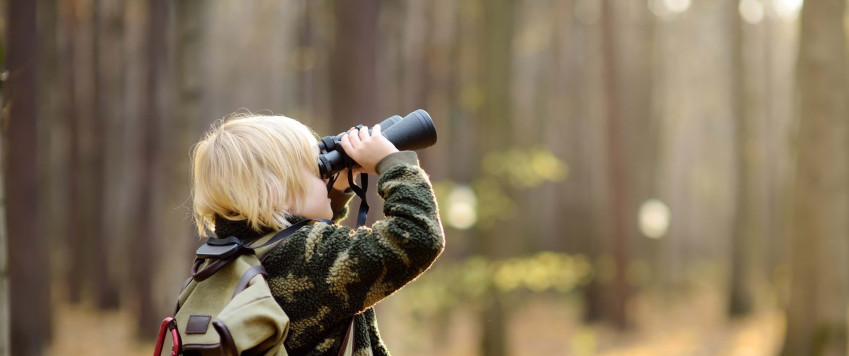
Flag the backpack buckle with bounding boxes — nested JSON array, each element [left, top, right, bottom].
[[192, 237, 255, 282], [196, 236, 252, 259]]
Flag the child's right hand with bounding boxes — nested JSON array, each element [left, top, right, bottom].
[[340, 124, 399, 175]]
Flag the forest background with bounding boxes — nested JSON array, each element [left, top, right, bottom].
[[3, 0, 848, 355]]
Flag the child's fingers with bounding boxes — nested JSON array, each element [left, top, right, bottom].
[[372, 124, 382, 138], [359, 126, 369, 141], [341, 133, 355, 152], [347, 128, 362, 146]]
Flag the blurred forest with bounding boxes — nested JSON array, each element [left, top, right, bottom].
[[2, 0, 848, 355]]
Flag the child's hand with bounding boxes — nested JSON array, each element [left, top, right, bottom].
[[340, 124, 399, 175]]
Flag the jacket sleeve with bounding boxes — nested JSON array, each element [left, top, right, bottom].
[[301, 151, 445, 317]]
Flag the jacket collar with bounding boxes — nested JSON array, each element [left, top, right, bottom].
[[213, 214, 308, 241]]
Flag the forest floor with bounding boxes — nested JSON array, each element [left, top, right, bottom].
[[376, 285, 784, 356], [47, 287, 783, 356]]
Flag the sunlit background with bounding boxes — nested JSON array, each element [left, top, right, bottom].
[[3, 0, 849, 355]]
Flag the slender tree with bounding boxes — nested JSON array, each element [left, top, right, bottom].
[[568, 0, 606, 324], [601, 0, 630, 331], [296, 0, 319, 129], [781, 0, 849, 355], [36, 0, 63, 314], [160, 0, 205, 299], [92, 0, 124, 309], [478, 0, 516, 354], [615, 0, 658, 325], [329, 0, 380, 226], [728, 0, 756, 318], [5, 0, 51, 353], [73, 0, 101, 307], [0, 38, 8, 356], [330, 0, 379, 127], [60, 0, 87, 304], [132, 0, 168, 339]]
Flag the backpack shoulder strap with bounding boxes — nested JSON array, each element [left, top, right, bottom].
[[252, 219, 333, 259], [231, 265, 267, 299]]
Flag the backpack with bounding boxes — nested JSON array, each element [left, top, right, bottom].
[[154, 219, 322, 356]]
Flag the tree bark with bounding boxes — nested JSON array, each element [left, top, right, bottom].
[[567, 1, 605, 324], [0, 48, 8, 356], [93, 0, 124, 310], [617, 0, 657, 321], [61, 0, 86, 305], [329, 0, 380, 227], [161, 0, 205, 303], [728, 0, 756, 318], [601, 0, 630, 331], [132, 0, 168, 339], [330, 0, 379, 127], [479, 0, 515, 355], [780, 0, 849, 355], [5, 0, 51, 353], [36, 0, 63, 320]]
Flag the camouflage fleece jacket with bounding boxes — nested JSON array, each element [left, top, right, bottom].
[[213, 151, 445, 356]]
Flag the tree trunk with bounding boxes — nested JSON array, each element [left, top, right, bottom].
[[296, 1, 319, 129], [567, 1, 605, 324], [61, 0, 86, 305], [329, 0, 380, 227], [601, 0, 630, 331], [0, 52, 8, 356], [728, 0, 755, 318], [479, 0, 515, 355], [5, 0, 51, 353], [618, 0, 657, 316], [132, 0, 168, 339], [780, 0, 849, 355], [36, 0, 63, 321], [330, 0, 379, 127], [161, 0, 205, 302], [93, 0, 124, 310]]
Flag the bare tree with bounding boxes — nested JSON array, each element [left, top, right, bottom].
[[329, 0, 381, 226], [728, 0, 756, 318], [0, 40, 8, 356], [566, 0, 607, 324], [92, 0, 124, 309], [61, 0, 86, 304], [479, 0, 516, 354], [330, 0, 379, 127], [601, 0, 630, 331], [36, 0, 63, 315], [158, 0, 206, 304], [132, 0, 168, 339], [781, 0, 849, 355], [5, 0, 51, 353]]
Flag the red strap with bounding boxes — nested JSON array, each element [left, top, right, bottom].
[[153, 318, 180, 356], [153, 318, 168, 356]]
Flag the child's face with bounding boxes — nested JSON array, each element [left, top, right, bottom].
[[294, 169, 333, 220]]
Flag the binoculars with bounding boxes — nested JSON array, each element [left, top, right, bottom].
[[317, 109, 437, 179]]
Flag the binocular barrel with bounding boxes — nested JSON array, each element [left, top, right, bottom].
[[317, 109, 437, 179]]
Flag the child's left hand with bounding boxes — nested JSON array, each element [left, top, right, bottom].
[[340, 124, 399, 175]]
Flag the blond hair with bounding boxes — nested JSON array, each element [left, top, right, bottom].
[[191, 114, 320, 235]]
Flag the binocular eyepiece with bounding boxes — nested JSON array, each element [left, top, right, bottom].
[[317, 109, 437, 179]]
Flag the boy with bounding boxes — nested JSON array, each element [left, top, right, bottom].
[[191, 114, 445, 355]]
